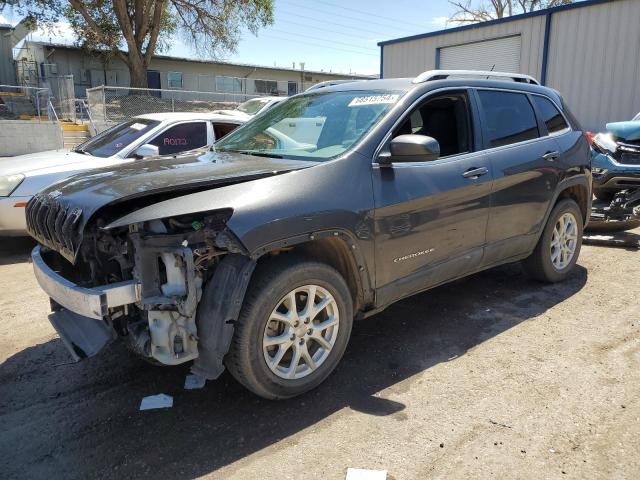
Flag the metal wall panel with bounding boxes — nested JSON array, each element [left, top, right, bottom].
[[382, 0, 640, 132], [382, 15, 546, 80], [440, 35, 522, 72], [0, 29, 15, 84], [546, 0, 640, 131]]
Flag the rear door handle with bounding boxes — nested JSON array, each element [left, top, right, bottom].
[[542, 151, 560, 161], [462, 167, 489, 179]]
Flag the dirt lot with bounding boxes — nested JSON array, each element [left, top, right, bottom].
[[1, 231, 639, 480]]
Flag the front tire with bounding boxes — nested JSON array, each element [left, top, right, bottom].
[[225, 257, 353, 400], [522, 198, 583, 283]]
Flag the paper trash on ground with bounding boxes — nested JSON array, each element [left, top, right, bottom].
[[139, 393, 173, 410], [184, 373, 207, 390], [345, 468, 387, 480]]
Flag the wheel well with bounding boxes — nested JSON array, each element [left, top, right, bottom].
[[557, 184, 589, 223], [256, 237, 366, 312]]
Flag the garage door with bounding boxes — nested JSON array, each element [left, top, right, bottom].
[[439, 35, 521, 73]]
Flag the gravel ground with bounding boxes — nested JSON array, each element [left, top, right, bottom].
[[0, 231, 639, 480]]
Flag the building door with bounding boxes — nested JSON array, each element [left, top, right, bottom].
[[439, 35, 521, 73], [147, 70, 161, 97], [288, 81, 298, 96]]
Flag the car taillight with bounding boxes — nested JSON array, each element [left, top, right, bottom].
[[586, 131, 594, 146]]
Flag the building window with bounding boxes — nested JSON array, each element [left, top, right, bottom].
[[215, 76, 243, 93], [168, 71, 183, 89], [254, 79, 278, 95]]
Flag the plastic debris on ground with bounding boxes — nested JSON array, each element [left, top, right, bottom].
[[184, 373, 207, 390], [345, 468, 387, 480], [139, 393, 173, 411]]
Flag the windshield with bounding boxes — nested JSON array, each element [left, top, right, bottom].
[[237, 98, 271, 115], [216, 90, 402, 161], [76, 119, 160, 157], [633, 112, 640, 121]]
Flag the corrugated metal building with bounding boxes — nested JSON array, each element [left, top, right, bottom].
[[378, 0, 640, 131], [0, 19, 31, 84]]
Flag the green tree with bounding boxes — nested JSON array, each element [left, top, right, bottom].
[[3, 0, 274, 87], [448, 0, 573, 23]]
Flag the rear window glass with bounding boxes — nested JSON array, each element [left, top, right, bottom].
[[478, 90, 539, 148], [149, 122, 208, 155], [533, 96, 569, 135]]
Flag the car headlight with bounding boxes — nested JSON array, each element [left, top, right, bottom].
[[0, 174, 25, 196], [592, 133, 617, 154]]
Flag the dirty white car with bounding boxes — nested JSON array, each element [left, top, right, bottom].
[[214, 96, 284, 121], [0, 112, 243, 236]]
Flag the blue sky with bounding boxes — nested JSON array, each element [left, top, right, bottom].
[[1, 0, 457, 75]]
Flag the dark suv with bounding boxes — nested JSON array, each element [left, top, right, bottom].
[[27, 71, 591, 399]]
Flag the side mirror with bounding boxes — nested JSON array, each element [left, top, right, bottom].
[[379, 134, 440, 165], [134, 144, 160, 159]]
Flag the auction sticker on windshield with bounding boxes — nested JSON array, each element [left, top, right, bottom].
[[348, 94, 400, 107], [130, 123, 148, 131]]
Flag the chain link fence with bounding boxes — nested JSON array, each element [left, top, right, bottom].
[[86, 85, 271, 132]]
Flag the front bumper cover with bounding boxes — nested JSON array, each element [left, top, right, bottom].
[[592, 151, 640, 189], [32, 245, 143, 360], [32, 245, 141, 320]]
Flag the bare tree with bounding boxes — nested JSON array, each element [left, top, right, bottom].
[[448, 0, 573, 24], [4, 0, 274, 88]]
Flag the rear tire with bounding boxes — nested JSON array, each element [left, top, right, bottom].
[[522, 198, 583, 283], [225, 257, 353, 400]]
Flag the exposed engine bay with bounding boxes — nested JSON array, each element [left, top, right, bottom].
[[37, 209, 256, 379]]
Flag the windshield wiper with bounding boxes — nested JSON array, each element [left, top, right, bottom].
[[73, 146, 93, 156], [235, 150, 284, 159]]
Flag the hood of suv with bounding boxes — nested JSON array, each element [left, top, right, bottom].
[[606, 120, 640, 141], [26, 149, 317, 262]]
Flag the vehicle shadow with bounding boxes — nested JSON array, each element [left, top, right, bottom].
[[583, 228, 640, 250], [0, 237, 36, 266], [0, 263, 588, 479]]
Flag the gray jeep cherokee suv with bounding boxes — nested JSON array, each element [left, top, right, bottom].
[[27, 71, 591, 399]]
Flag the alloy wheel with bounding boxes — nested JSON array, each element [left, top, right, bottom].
[[550, 212, 578, 270], [263, 285, 340, 380]]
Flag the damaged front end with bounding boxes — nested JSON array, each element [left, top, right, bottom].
[[30, 204, 255, 379]]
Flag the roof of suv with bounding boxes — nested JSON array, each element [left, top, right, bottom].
[[135, 112, 244, 122], [308, 70, 562, 103]]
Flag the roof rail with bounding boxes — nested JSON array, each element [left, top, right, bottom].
[[412, 70, 540, 85], [305, 79, 360, 92]]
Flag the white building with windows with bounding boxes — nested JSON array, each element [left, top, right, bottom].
[[378, 0, 640, 131], [14, 40, 372, 98]]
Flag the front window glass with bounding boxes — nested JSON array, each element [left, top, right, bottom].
[[215, 90, 402, 161], [478, 90, 539, 148], [237, 98, 271, 115], [633, 112, 640, 121], [149, 122, 208, 155], [392, 92, 471, 157], [75, 119, 159, 158]]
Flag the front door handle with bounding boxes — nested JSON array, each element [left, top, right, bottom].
[[462, 167, 489, 179], [542, 150, 560, 161]]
